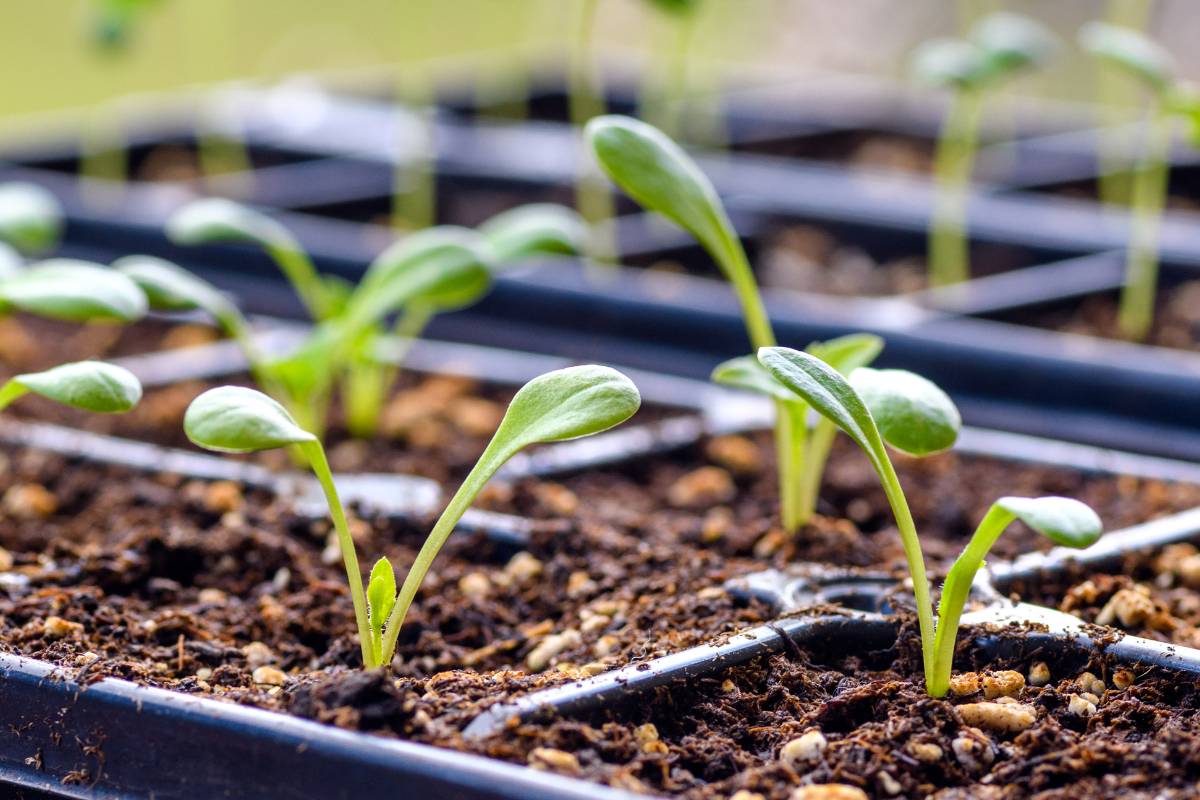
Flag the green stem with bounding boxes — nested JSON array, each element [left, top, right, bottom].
[[927, 503, 1015, 697], [713, 227, 775, 349], [929, 88, 983, 287], [1096, 0, 1153, 207], [1117, 109, 1172, 341], [343, 308, 432, 438], [377, 437, 513, 665], [300, 441, 374, 667], [875, 455, 936, 688], [569, 0, 617, 268], [797, 418, 838, 524], [393, 68, 437, 232], [641, 5, 701, 141], [0, 380, 28, 413], [776, 400, 806, 533], [265, 241, 332, 321]]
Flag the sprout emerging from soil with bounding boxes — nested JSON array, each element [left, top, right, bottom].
[[185, 366, 641, 668], [0, 360, 142, 415], [1079, 22, 1200, 341], [758, 346, 1102, 697], [911, 12, 1057, 287]]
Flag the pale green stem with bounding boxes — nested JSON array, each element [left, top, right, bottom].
[[712, 227, 775, 349], [797, 418, 838, 525], [265, 240, 332, 321], [569, 0, 617, 268], [776, 400, 806, 533], [1096, 0, 1153, 207], [1117, 109, 1172, 341], [927, 503, 1015, 697], [343, 307, 432, 438], [874, 455, 936, 688], [0, 381, 28, 413], [392, 67, 436, 232], [377, 438, 513, 665], [640, 5, 701, 141], [299, 441, 374, 667], [929, 87, 983, 287]]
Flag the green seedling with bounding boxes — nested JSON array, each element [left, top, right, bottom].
[[0, 360, 142, 415], [1092, 0, 1155, 206], [588, 114, 823, 527], [0, 183, 64, 255], [639, 0, 704, 141], [1079, 22, 1200, 341], [758, 346, 1102, 697], [166, 198, 333, 321], [185, 365, 641, 668], [911, 12, 1057, 286]]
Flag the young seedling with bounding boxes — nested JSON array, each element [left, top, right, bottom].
[[0, 360, 142, 415], [639, 0, 704, 141], [184, 365, 641, 668], [1079, 22, 1200, 340], [166, 198, 334, 321], [713, 333, 889, 530], [757, 346, 1102, 697], [911, 12, 1057, 286], [0, 259, 147, 323]]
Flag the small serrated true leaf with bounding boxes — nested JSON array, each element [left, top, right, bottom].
[[0, 183, 63, 254], [1079, 21, 1175, 94], [849, 367, 961, 456], [367, 557, 397, 633], [184, 386, 315, 453], [996, 496, 1103, 548], [492, 365, 642, 455], [165, 197, 291, 249], [711, 355, 794, 402], [11, 361, 142, 413], [0, 260, 148, 322], [805, 333, 883, 377], [479, 204, 587, 264]]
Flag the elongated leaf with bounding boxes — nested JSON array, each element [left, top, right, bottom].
[[806, 333, 883, 377], [972, 12, 1057, 75], [1079, 21, 1175, 94], [184, 386, 315, 453], [586, 115, 735, 263], [166, 198, 292, 250], [995, 496, 1102, 548], [0, 260, 147, 322], [711, 355, 794, 402], [757, 347, 885, 462], [10, 361, 141, 413], [480, 204, 587, 265], [113, 255, 236, 319], [849, 367, 961, 456], [0, 183, 63, 254], [492, 365, 641, 455]]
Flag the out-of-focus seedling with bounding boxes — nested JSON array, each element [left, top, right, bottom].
[[0, 360, 142, 415]]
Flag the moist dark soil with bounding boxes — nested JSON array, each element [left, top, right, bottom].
[[733, 133, 935, 175], [484, 430, 1200, 573], [996, 282, 1200, 353]]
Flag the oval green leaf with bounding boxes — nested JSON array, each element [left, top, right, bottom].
[[910, 38, 989, 88], [849, 367, 960, 456], [996, 496, 1103, 549], [0, 183, 63, 254], [494, 365, 641, 453], [586, 115, 735, 263], [184, 385, 315, 453], [0, 259, 148, 322], [1079, 21, 1175, 94], [113, 255, 236, 320], [13, 361, 142, 413], [972, 12, 1057, 76], [479, 204, 588, 265], [805, 333, 883, 377], [166, 198, 290, 250], [711, 354, 794, 403]]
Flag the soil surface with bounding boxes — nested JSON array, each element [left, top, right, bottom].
[[0, 314, 220, 373]]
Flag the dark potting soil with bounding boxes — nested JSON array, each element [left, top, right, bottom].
[[2, 437, 1200, 798], [731, 131, 935, 176]]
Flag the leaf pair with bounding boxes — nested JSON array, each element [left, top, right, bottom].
[[911, 12, 1057, 91], [185, 364, 641, 668]]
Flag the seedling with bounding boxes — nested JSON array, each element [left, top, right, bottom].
[[911, 12, 1057, 286], [0, 259, 147, 323], [1079, 22, 1200, 340], [758, 346, 1102, 697], [0, 360, 142, 415], [184, 365, 641, 668], [639, 0, 704, 140], [0, 183, 64, 256]]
